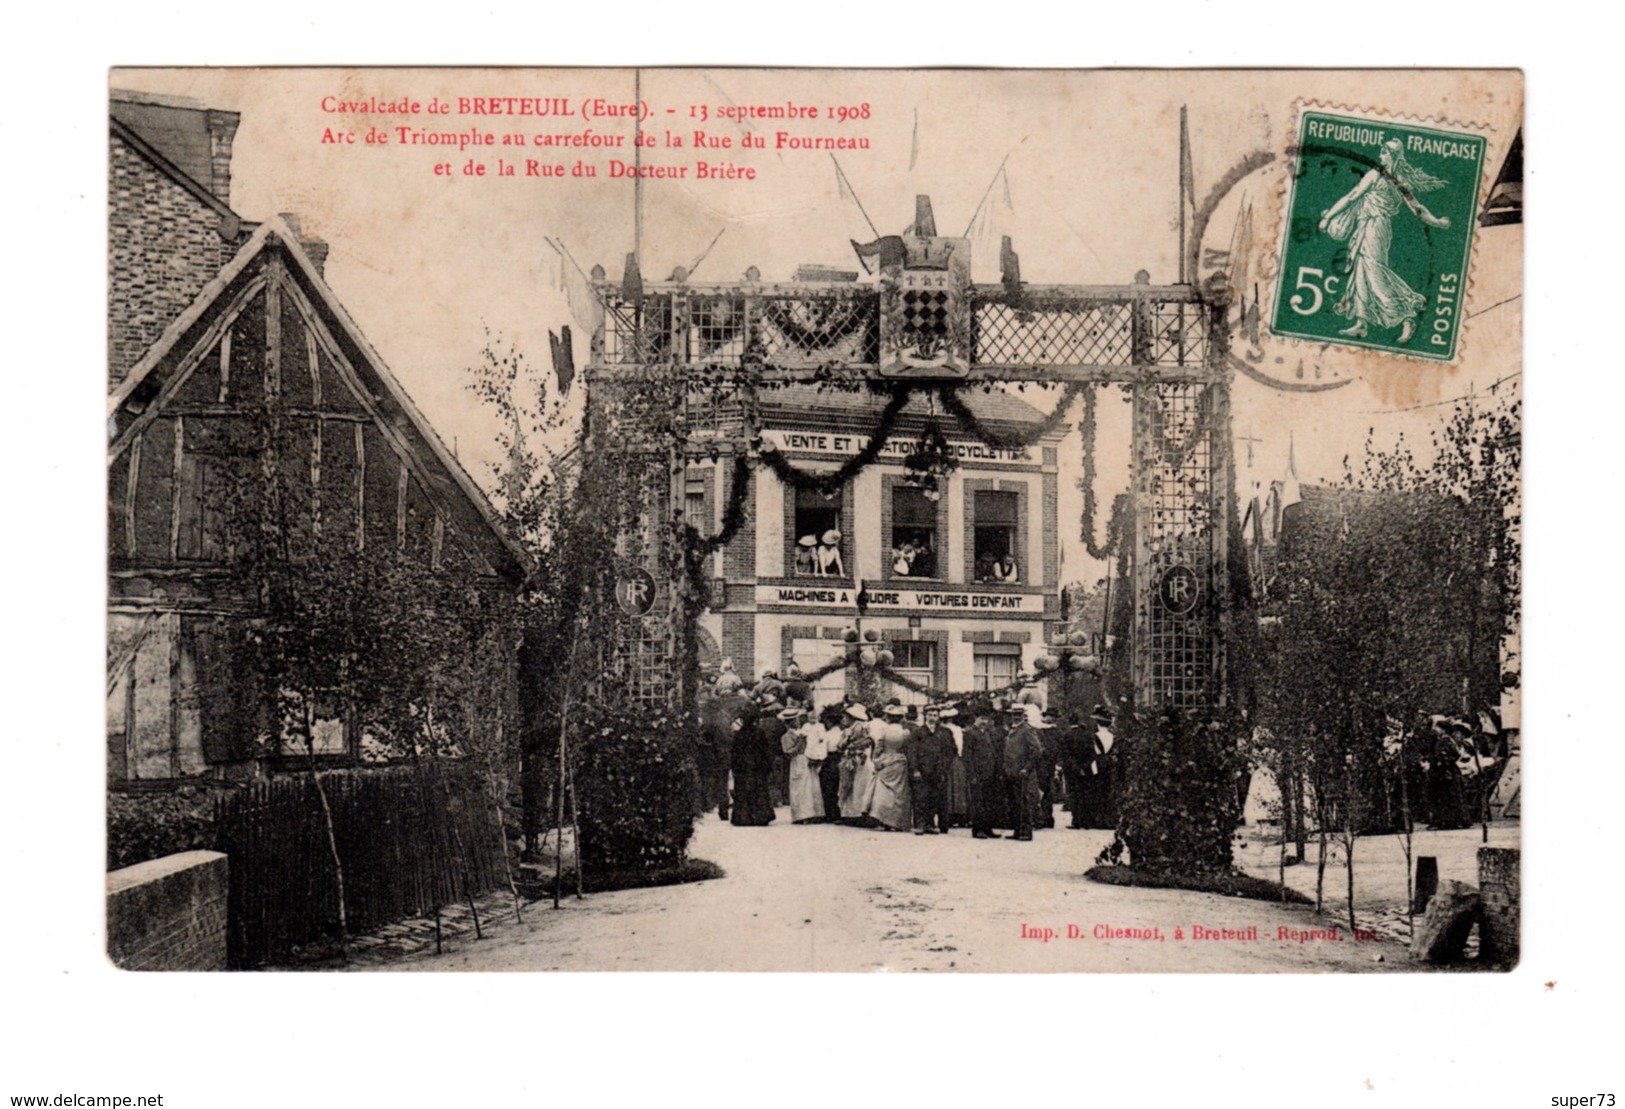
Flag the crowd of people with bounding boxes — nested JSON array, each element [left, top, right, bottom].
[[695, 663, 1118, 839]]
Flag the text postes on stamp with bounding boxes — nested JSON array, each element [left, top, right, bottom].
[[1272, 108, 1488, 363]]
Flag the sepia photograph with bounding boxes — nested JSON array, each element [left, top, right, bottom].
[[101, 67, 1525, 977]]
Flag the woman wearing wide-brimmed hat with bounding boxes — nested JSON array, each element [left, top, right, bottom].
[[793, 533, 818, 575], [866, 702, 914, 831], [779, 704, 825, 824], [806, 703, 847, 822], [837, 702, 875, 823], [816, 529, 844, 577]]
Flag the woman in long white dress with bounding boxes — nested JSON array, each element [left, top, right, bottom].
[[803, 704, 845, 823], [866, 704, 914, 832], [837, 703, 875, 823], [1318, 138, 1451, 344], [780, 706, 825, 824]]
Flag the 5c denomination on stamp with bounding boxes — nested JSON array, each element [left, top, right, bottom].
[[1272, 106, 1489, 363]]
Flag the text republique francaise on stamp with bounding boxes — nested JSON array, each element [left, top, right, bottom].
[[1272, 107, 1489, 363]]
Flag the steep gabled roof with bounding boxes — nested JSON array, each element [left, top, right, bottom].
[[109, 115, 246, 234], [108, 219, 530, 585], [111, 89, 237, 204]]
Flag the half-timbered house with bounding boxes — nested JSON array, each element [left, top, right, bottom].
[[107, 92, 527, 783]]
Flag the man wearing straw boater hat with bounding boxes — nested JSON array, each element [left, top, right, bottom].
[[1002, 703, 1052, 842]]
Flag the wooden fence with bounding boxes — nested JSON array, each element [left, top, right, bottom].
[[214, 762, 508, 968]]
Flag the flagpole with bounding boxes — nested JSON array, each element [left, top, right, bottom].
[[962, 155, 1011, 238], [832, 155, 880, 239], [686, 227, 727, 280], [1178, 105, 1190, 284], [633, 68, 644, 266]]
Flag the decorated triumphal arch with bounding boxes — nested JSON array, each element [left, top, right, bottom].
[[581, 195, 1236, 714]]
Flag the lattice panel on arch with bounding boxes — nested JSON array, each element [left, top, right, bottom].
[[1134, 382, 1220, 710], [601, 293, 676, 365], [680, 381, 747, 444], [611, 604, 677, 707], [1148, 301, 1210, 366], [756, 293, 879, 369], [685, 295, 751, 366], [973, 300, 1133, 366]]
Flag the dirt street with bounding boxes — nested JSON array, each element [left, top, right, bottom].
[[375, 807, 1450, 972]]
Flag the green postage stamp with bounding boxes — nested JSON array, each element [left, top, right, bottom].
[[1272, 107, 1488, 362]]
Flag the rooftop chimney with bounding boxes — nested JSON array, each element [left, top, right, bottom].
[[278, 213, 330, 278]]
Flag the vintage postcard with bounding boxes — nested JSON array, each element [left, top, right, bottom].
[[105, 68, 1522, 974]]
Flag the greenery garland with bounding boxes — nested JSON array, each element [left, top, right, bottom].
[[1078, 384, 1114, 561], [1143, 384, 1214, 470], [674, 457, 755, 702], [689, 458, 753, 555], [937, 380, 1087, 451], [790, 651, 1034, 702], [753, 384, 912, 495]]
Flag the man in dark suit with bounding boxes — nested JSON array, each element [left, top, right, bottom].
[[906, 704, 954, 835], [1057, 709, 1095, 830], [1002, 704, 1050, 841], [961, 701, 1005, 839]]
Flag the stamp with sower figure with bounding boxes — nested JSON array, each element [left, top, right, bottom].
[[1272, 107, 1488, 362]]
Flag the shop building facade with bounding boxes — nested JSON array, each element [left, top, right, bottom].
[[688, 385, 1064, 706]]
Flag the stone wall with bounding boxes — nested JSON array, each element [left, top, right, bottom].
[[106, 850, 228, 971], [1478, 846, 1520, 966]]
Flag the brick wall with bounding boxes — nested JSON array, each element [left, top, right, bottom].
[[1042, 468, 1058, 588], [1477, 846, 1519, 966], [108, 132, 236, 385], [723, 461, 756, 580], [722, 611, 755, 679], [106, 850, 228, 971]]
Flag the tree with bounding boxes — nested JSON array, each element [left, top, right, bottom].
[[467, 330, 698, 865], [1261, 386, 1519, 925], [217, 386, 520, 946]]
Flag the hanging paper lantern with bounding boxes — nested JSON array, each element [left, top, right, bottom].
[[876, 649, 895, 668], [860, 647, 879, 668], [843, 628, 860, 643], [1068, 631, 1088, 647], [863, 628, 880, 643]]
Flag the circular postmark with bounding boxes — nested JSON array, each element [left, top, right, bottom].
[[1190, 146, 1358, 394]]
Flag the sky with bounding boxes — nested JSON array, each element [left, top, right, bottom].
[[110, 67, 1522, 587]]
